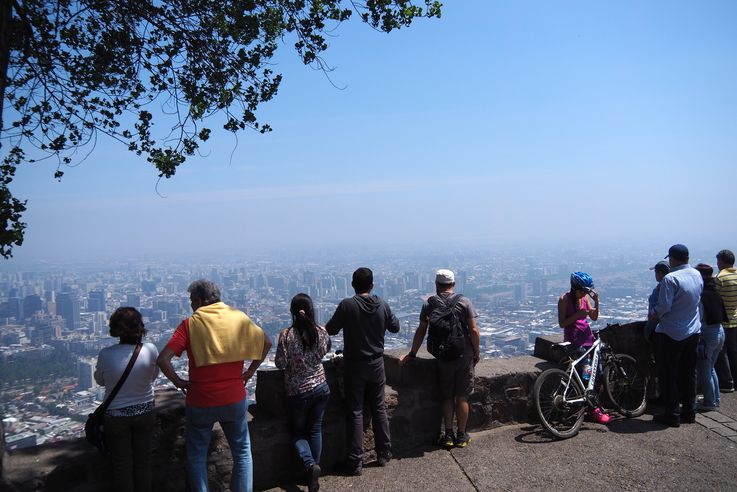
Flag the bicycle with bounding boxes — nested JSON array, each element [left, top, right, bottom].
[[533, 324, 648, 439]]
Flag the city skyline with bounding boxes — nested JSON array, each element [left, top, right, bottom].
[[1, 245, 733, 448]]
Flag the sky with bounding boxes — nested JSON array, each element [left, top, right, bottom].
[[3, 0, 737, 264]]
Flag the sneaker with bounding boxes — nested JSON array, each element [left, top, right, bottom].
[[720, 386, 735, 393], [653, 413, 680, 427], [454, 431, 471, 448], [307, 464, 320, 492], [377, 452, 391, 467], [696, 403, 717, 412], [590, 408, 611, 425], [441, 431, 455, 448]]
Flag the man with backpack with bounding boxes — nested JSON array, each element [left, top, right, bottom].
[[400, 269, 480, 448]]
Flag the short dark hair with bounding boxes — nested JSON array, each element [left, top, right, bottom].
[[352, 267, 373, 293], [717, 249, 735, 266], [188, 279, 221, 306], [109, 307, 146, 344]]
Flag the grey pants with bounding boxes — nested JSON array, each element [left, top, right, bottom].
[[344, 357, 391, 465]]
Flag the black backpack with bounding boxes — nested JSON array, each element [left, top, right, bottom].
[[426, 294, 466, 361]]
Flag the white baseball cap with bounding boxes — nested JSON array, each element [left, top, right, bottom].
[[435, 269, 455, 284]]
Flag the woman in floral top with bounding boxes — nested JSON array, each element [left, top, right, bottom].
[[275, 293, 331, 492]]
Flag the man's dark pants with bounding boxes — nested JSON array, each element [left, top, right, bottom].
[[715, 327, 737, 390], [655, 332, 699, 419], [344, 356, 391, 466]]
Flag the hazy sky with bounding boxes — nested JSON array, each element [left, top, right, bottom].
[[4, 0, 736, 263]]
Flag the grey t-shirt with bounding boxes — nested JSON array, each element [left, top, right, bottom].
[[420, 292, 478, 357], [94, 342, 159, 410]]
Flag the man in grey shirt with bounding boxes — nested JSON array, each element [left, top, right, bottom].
[[401, 269, 480, 448]]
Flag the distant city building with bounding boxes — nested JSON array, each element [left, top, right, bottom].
[[6, 297, 24, 321], [29, 314, 64, 343], [514, 284, 527, 303], [5, 432, 37, 450], [56, 293, 81, 330], [77, 359, 96, 390], [141, 279, 157, 295], [87, 289, 106, 312], [92, 312, 107, 335], [23, 294, 43, 319], [126, 293, 141, 308]]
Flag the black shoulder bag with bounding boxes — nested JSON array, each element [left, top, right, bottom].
[[85, 343, 142, 453]]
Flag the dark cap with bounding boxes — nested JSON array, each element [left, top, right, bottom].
[[665, 244, 689, 262], [695, 263, 714, 278], [649, 261, 670, 274]]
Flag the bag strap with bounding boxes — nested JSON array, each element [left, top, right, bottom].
[[448, 293, 463, 309], [97, 343, 142, 414]]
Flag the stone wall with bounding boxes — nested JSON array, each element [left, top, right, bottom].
[[1, 322, 647, 491]]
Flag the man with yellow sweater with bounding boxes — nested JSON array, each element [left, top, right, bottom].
[[715, 250, 737, 393], [158, 280, 271, 492]]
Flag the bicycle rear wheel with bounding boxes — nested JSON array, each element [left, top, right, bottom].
[[604, 353, 647, 418], [534, 368, 586, 439]]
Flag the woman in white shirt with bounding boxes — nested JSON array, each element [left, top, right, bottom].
[[94, 307, 159, 492]]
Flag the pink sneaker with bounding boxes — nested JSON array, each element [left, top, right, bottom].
[[590, 408, 611, 424]]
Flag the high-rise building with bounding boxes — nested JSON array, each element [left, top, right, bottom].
[[56, 292, 81, 330], [7, 297, 23, 321], [141, 279, 157, 295], [457, 271, 468, 293], [87, 289, 106, 312], [22, 294, 43, 319], [514, 284, 527, 303], [92, 312, 107, 335], [77, 359, 96, 390], [126, 293, 141, 308]]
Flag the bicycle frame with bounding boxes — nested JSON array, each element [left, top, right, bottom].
[[560, 337, 603, 405]]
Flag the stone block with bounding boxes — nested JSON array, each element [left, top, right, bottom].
[[723, 421, 737, 431], [384, 348, 438, 389], [384, 380, 443, 454], [696, 414, 723, 429], [255, 367, 287, 417], [706, 412, 734, 424], [711, 425, 737, 437]]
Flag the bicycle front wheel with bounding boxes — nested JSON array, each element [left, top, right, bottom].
[[604, 353, 647, 418], [534, 368, 586, 439]]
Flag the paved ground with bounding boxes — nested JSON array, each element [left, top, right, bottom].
[[265, 392, 737, 492]]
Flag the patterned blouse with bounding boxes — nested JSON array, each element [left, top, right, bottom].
[[275, 325, 331, 396]]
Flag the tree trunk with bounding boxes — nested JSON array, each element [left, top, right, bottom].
[[0, 0, 12, 139]]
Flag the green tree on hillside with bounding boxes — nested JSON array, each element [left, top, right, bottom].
[[0, 0, 442, 258]]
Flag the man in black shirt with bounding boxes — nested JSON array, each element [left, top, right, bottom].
[[326, 267, 400, 475]]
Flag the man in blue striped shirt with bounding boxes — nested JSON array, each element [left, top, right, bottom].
[[651, 244, 703, 427]]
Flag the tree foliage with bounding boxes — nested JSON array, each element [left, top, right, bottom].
[[0, 347, 77, 384], [0, 0, 442, 258]]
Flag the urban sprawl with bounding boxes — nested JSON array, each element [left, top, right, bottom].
[[1, 249, 672, 450]]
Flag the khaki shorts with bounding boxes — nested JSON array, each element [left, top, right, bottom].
[[437, 356, 474, 399]]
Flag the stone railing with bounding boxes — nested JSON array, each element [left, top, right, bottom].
[[1, 321, 648, 491]]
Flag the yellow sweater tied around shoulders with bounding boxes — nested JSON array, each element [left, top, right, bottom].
[[188, 302, 265, 367]]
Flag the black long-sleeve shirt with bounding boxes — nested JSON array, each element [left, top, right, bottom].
[[326, 294, 400, 361]]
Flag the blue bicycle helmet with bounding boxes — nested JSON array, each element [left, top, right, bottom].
[[570, 272, 594, 291]]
